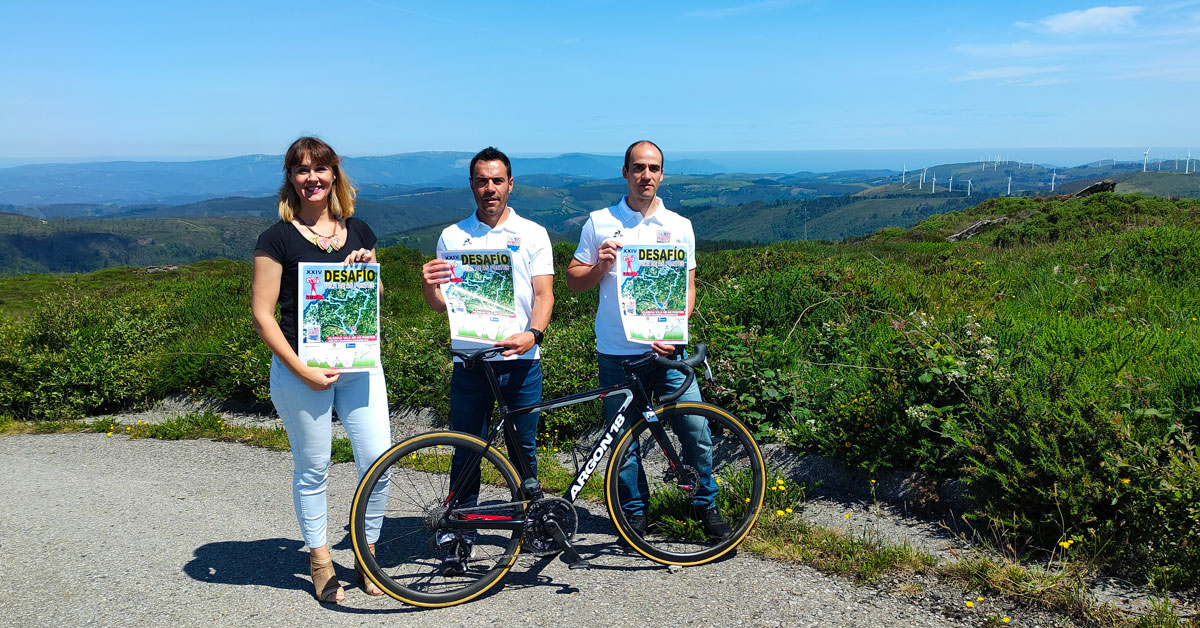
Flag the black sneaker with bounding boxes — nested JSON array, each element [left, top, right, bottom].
[[439, 540, 474, 577], [626, 514, 647, 538], [525, 534, 560, 555], [698, 507, 733, 540]]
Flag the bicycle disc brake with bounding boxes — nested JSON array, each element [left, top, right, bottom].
[[524, 497, 578, 555], [663, 464, 701, 501]]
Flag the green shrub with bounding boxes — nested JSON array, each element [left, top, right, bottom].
[[1106, 415, 1200, 588]]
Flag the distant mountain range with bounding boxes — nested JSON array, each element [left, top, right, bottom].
[[0, 154, 1196, 276], [0, 152, 725, 206]]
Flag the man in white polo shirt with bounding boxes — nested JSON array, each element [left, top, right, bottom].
[[566, 140, 731, 540], [421, 146, 554, 570]]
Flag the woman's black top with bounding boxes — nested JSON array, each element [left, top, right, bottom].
[[254, 217, 377, 354]]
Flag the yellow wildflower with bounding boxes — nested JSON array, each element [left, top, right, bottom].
[[965, 601, 974, 608], [776, 510, 785, 516]]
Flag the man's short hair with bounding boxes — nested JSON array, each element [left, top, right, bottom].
[[470, 146, 512, 178], [623, 140, 664, 170]]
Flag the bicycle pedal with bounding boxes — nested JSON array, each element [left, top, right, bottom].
[[568, 558, 592, 570]]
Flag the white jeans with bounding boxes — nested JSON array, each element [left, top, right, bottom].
[[269, 356, 391, 549]]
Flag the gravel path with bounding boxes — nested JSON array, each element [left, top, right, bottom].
[[0, 432, 1060, 628]]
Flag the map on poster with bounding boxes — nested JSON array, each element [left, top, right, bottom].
[[297, 262, 381, 371], [617, 244, 689, 344], [438, 249, 520, 342]]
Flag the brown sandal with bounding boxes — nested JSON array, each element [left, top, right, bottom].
[[355, 544, 383, 596], [309, 554, 344, 603]]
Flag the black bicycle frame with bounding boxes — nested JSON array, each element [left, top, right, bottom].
[[437, 357, 692, 534]]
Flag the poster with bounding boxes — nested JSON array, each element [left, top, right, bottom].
[[617, 244, 689, 344], [438, 249, 520, 342], [297, 262, 382, 372]]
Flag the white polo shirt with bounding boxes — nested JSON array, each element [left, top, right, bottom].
[[572, 196, 696, 356], [437, 208, 554, 361]]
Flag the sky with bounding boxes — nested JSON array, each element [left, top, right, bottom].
[[1, 1, 1197, 165]]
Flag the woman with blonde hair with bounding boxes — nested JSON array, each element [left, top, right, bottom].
[[251, 136, 389, 603]]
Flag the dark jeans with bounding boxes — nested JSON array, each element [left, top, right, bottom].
[[448, 359, 542, 507], [597, 352, 717, 516]]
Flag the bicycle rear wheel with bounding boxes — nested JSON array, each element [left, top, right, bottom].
[[349, 431, 524, 608], [605, 402, 765, 565]]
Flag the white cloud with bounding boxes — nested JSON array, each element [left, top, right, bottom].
[[685, 0, 809, 19], [954, 40, 1100, 58], [954, 66, 1065, 82], [1022, 6, 1145, 34], [1116, 61, 1200, 82], [1007, 77, 1073, 87]]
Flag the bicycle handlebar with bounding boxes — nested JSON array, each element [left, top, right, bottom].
[[653, 343, 707, 405]]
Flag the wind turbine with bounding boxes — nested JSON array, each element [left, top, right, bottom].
[[967, 179, 972, 196], [1051, 170, 1057, 193], [902, 164, 906, 184], [948, 175, 953, 193], [1143, 148, 1150, 172], [1007, 176, 1012, 196]]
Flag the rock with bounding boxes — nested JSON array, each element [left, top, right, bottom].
[[948, 218, 1007, 242], [1072, 179, 1116, 198]]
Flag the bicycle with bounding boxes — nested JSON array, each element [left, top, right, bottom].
[[349, 344, 766, 608]]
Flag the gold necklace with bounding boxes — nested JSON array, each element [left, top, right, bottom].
[[297, 218, 343, 253]]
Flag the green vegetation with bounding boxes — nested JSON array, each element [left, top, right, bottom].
[[0, 214, 271, 275], [0, 192, 1197, 593], [689, 194, 982, 242], [1116, 171, 1200, 198]]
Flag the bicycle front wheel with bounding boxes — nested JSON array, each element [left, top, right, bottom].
[[605, 402, 765, 565], [349, 431, 524, 608]]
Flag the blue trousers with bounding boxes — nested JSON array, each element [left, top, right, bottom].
[[597, 352, 717, 516], [448, 359, 541, 506]]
